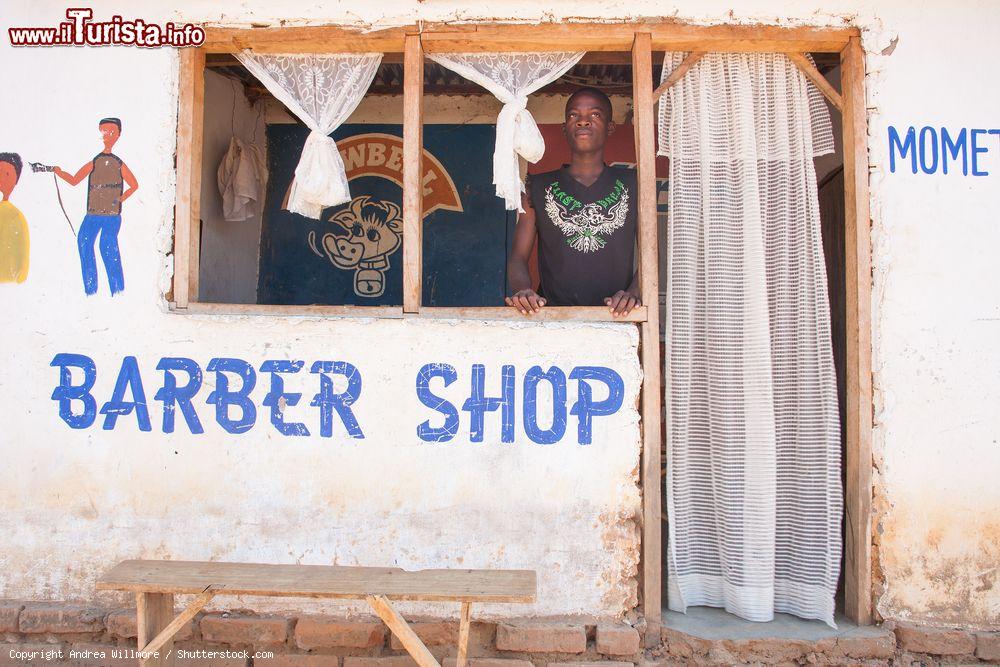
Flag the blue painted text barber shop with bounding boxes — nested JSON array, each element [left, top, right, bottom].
[[50, 354, 625, 445]]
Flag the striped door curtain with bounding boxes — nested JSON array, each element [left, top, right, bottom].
[[657, 52, 843, 628]]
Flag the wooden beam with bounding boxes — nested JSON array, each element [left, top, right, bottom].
[[202, 23, 855, 55], [208, 51, 632, 68], [174, 47, 205, 308], [650, 24, 855, 52], [202, 26, 407, 53], [788, 52, 844, 112], [415, 306, 647, 322], [140, 589, 217, 657], [188, 51, 205, 307], [652, 51, 704, 100], [632, 31, 662, 647], [136, 592, 173, 667], [456, 602, 472, 667], [420, 23, 856, 53], [177, 305, 648, 322], [841, 35, 873, 626], [421, 23, 638, 52], [178, 303, 405, 318], [99, 560, 537, 602], [403, 34, 424, 313], [366, 595, 440, 667]]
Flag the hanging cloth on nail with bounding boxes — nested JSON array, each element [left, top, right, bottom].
[[217, 136, 267, 222]]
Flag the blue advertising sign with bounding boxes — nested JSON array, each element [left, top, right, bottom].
[[258, 124, 514, 306]]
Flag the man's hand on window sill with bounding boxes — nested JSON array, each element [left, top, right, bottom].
[[605, 290, 641, 317], [505, 289, 547, 315]]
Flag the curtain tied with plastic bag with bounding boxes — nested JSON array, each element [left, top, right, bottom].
[[291, 131, 346, 217], [428, 52, 584, 212], [236, 51, 382, 219]]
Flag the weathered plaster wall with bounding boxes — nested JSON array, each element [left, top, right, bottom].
[[0, 3, 642, 618], [2, 0, 999, 628], [0, 315, 642, 617], [861, 2, 1000, 630]]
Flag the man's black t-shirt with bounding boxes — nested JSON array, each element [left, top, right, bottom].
[[528, 164, 637, 306]]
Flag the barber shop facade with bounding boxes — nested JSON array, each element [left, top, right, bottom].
[[1, 1, 998, 665]]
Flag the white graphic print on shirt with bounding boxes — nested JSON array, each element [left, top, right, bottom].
[[543, 178, 630, 253]]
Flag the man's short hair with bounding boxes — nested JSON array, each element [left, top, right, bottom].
[[99, 117, 122, 131], [0, 153, 23, 182], [566, 87, 613, 118]]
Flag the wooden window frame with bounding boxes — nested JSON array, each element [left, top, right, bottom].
[[174, 22, 873, 639]]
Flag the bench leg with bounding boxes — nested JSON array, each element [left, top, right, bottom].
[[136, 589, 216, 667], [456, 602, 471, 667], [366, 594, 440, 667], [137, 592, 174, 667]]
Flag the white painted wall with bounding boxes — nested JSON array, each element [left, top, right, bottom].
[[1, 0, 999, 629], [0, 6, 641, 617]]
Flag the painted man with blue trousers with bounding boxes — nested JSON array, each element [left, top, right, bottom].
[[55, 117, 138, 296]]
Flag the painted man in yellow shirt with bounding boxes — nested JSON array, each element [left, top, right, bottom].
[[0, 153, 29, 284]]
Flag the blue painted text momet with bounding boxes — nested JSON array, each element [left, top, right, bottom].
[[889, 125, 1000, 175]]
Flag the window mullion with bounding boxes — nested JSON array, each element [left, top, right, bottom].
[[402, 33, 424, 313], [631, 31, 662, 642], [174, 46, 206, 308]]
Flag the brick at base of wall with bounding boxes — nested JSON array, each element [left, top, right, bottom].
[[105, 609, 195, 641], [976, 631, 1000, 662], [495, 622, 587, 653], [1, 600, 999, 666], [595, 624, 641, 656], [894, 621, 976, 655], [17, 604, 104, 634], [294, 617, 387, 650], [201, 613, 291, 646], [255, 656, 335, 667]]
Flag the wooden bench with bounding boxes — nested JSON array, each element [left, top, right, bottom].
[[97, 560, 536, 667]]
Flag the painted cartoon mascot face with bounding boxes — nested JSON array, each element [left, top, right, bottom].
[[318, 195, 402, 297]]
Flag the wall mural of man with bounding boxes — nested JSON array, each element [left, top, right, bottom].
[[55, 118, 138, 296], [0, 152, 29, 284]]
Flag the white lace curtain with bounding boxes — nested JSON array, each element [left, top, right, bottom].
[[427, 52, 584, 211], [658, 52, 842, 628], [236, 52, 382, 219]]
